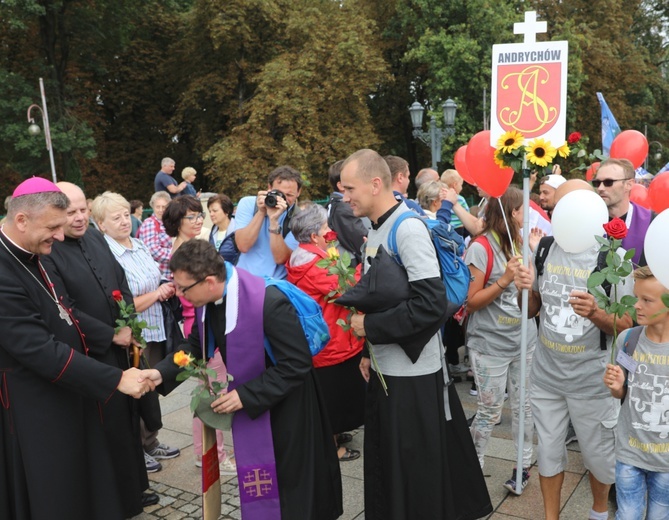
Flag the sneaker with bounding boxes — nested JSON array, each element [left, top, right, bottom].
[[503, 468, 530, 495], [449, 363, 469, 374], [144, 451, 162, 473], [469, 382, 478, 396], [219, 455, 237, 476], [565, 424, 578, 445], [194, 455, 202, 468], [147, 443, 181, 460]]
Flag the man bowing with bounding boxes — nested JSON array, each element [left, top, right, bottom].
[[141, 239, 343, 520]]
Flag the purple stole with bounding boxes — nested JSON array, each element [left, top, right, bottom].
[[622, 203, 652, 266], [196, 268, 281, 520]]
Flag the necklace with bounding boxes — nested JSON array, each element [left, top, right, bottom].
[[0, 234, 73, 326]]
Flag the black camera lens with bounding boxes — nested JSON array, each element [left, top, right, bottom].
[[264, 189, 285, 208], [265, 193, 278, 208]]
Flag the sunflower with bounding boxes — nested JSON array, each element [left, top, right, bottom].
[[556, 141, 570, 158], [493, 151, 507, 169], [525, 138, 557, 168], [496, 130, 525, 154]]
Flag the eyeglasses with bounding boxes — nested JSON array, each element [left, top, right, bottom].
[[177, 277, 206, 294], [182, 212, 205, 222], [591, 178, 630, 188]]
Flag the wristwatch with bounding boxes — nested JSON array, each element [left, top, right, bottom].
[[269, 227, 281, 235]]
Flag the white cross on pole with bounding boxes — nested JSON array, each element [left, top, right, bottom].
[[513, 11, 547, 44]]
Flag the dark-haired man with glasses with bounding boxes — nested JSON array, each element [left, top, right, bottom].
[[140, 239, 344, 520], [593, 158, 653, 266]]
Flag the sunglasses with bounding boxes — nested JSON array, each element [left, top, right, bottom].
[[591, 178, 630, 188]]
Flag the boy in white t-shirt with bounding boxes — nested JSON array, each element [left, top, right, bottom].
[[604, 266, 669, 520]]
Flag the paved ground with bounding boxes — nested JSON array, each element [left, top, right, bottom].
[[132, 373, 617, 520]]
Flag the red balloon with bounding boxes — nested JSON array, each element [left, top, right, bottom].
[[453, 145, 476, 186], [648, 172, 669, 213], [629, 183, 650, 209], [465, 130, 514, 198], [609, 130, 649, 169], [586, 161, 601, 181]]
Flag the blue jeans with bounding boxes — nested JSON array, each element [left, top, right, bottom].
[[616, 460, 669, 519]]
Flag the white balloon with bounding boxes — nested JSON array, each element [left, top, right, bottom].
[[552, 190, 608, 253], [644, 209, 669, 290]]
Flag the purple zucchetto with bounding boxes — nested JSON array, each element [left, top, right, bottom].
[[12, 177, 62, 198]]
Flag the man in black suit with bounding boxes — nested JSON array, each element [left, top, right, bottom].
[[42, 182, 159, 516]]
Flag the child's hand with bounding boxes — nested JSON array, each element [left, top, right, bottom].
[[604, 363, 625, 393]]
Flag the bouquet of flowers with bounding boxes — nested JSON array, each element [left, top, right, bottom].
[[173, 350, 235, 430], [494, 130, 565, 174], [112, 289, 156, 367], [494, 130, 603, 177], [586, 218, 638, 363], [316, 230, 388, 395], [315, 231, 357, 328]]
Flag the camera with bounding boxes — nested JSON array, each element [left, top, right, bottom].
[[264, 189, 287, 208]]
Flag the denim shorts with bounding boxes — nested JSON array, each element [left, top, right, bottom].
[[615, 460, 669, 520]]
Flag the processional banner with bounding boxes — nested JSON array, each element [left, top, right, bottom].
[[490, 40, 568, 146]]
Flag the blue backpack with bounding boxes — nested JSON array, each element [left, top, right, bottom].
[[263, 278, 331, 364], [388, 212, 470, 318]]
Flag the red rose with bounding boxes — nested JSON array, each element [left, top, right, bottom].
[[603, 218, 628, 240], [567, 132, 581, 145], [323, 230, 338, 243], [112, 290, 123, 302]]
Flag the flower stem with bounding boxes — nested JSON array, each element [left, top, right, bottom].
[[366, 340, 388, 396], [611, 286, 618, 365]]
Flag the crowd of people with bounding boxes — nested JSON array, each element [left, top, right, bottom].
[[0, 151, 666, 520]]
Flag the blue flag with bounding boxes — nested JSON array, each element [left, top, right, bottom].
[[658, 161, 669, 175], [597, 92, 621, 156]]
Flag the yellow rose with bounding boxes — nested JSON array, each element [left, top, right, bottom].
[[173, 350, 194, 368], [327, 247, 340, 260]]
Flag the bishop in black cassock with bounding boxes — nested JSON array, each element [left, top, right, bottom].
[[0, 179, 151, 520]]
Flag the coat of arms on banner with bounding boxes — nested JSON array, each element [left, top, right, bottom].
[[491, 40, 568, 146]]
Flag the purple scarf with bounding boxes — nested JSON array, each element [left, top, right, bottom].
[[622, 203, 652, 266], [197, 268, 281, 519]]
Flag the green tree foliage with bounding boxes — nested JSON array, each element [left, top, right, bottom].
[[0, 0, 666, 204], [537, 0, 669, 154], [402, 0, 520, 164], [198, 0, 388, 201]]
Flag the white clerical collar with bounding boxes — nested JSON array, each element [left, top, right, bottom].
[[202, 265, 238, 334]]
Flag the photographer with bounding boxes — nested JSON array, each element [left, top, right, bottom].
[[234, 165, 302, 278]]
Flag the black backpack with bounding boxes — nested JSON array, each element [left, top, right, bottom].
[[534, 236, 610, 350]]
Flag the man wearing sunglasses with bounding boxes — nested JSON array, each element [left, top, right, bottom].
[[593, 158, 653, 266]]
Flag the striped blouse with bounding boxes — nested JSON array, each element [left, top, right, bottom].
[[104, 235, 166, 342]]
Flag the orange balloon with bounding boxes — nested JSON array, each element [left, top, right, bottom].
[[609, 130, 649, 169], [629, 184, 650, 209], [465, 130, 514, 198], [586, 161, 601, 182], [648, 172, 669, 213], [453, 145, 476, 186]]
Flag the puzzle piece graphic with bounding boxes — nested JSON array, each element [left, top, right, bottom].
[[641, 394, 669, 439]]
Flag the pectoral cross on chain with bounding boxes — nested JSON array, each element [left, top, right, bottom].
[[58, 303, 73, 326]]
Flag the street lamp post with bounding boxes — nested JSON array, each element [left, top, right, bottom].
[[409, 99, 457, 170], [645, 141, 663, 172], [26, 77, 57, 184]]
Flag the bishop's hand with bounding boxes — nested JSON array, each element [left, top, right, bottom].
[[118, 367, 155, 399]]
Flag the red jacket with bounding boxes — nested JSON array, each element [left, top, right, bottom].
[[286, 243, 363, 368]]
